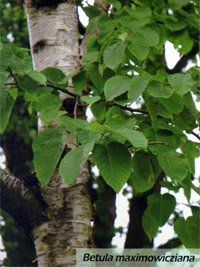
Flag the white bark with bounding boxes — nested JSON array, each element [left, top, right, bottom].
[[26, 3, 80, 74], [25, 3, 94, 266]]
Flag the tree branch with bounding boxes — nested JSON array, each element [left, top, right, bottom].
[[113, 104, 149, 115], [0, 169, 47, 232], [8, 67, 19, 84], [191, 131, 200, 141], [4, 79, 78, 98], [158, 237, 182, 249], [167, 43, 199, 74], [46, 83, 78, 98]]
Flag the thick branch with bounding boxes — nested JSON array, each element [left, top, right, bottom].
[[158, 238, 182, 249], [167, 43, 199, 74], [0, 169, 47, 232], [93, 177, 116, 248], [124, 194, 152, 248]]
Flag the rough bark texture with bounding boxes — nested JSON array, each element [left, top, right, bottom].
[[125, 179, 161, 248], [33, 174, 94, 266], [25, 2, 94, 266], [0, 170, 47, 232], [124, 195, 152, 248], [93, 177, 116, 248]]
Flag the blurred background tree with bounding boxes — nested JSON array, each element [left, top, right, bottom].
[[0, 1, 37, 265]]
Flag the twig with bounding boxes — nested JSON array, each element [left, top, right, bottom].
[[46, 83, 78, 98], [5, 82, 18, 86], [148, 141, 169, 145], [113, 103, 149, 115], [8, 67, 18, 84], [73, 96, 79, 119], [191, 131, 200, 141], [167, 43, 199, 74], [5, 79, 78, 99]]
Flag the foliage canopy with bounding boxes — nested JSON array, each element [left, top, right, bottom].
[[0, 0, 200, 247]]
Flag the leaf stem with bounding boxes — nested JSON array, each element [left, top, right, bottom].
[[148, 141, 169, 145]]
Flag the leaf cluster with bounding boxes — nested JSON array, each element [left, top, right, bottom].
[[1, 0, 200, 247]]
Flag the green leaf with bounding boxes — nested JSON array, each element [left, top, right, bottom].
[[33, 128, 65, 184], [183, 141, 200, 175], [104, 75, 131, 101], [72, 71, 87, 94], [116, 128, 148, 149], [128, 75, 150, 102], [182, 176, 191, 201], [93, 142, 132, 192], [183, 92, 198, 120], [160, 181, 180, 192], [174, 211, 200, 248], [165, 17, 186, 31], [107, 0, 121, 10], [9, 88, 18, 100], [80, 95, 101, 105], [125, 6, 152, 26], [34, 92, 62, 125], [119, 16, 143, 31], [168, 0, 190, 9], [159, 93, 184, 114], [27, 70, 47, 85], [17, 75, 42, 95], [0, 41, 32, 73], [144, 93, 172, 120], [41, 67, 67, 85], [83, 51, 99, 63], [105, 106, 136, 129], [85, 63, 104, 93], [173, 31, 193, 54], [191, 183, 200, 195], [90, 122, 111, 135], [128, 32, 150, 61], [0, 89, 17, 133], [130, 153, 158, 193], [98, 20, 118, 43], [148, 129, 178, 155], [139, 27, 159, 47], [157, 151, 189, 182], [173, 107, 197, 132], [91, 102, 107, 122], [77, 130, 100, 145], [59, 143, 94, 184], [61, 116, 89, 135], [148, 81, 174, 98], [168, 73, 196, 96], [142, 193, 176, 240], [103, 41, 125, 70]]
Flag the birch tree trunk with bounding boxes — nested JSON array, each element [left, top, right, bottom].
[[25, 2, 94, 266]]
